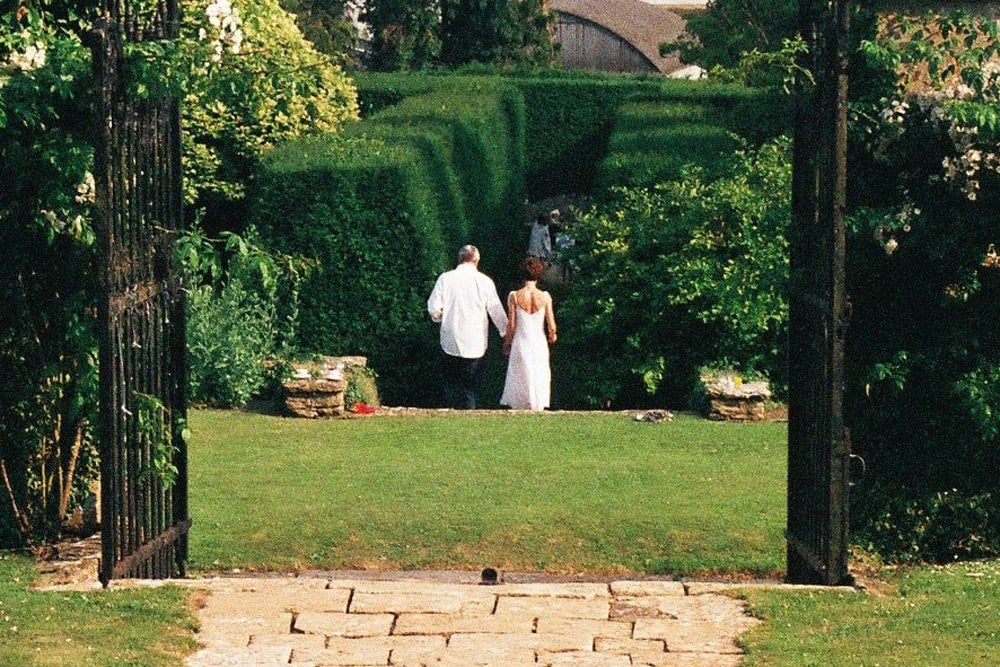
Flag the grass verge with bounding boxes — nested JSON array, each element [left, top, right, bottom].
[[188, 409, 788, 576], [0, 553, 197, 666], [739, 559, 1000, 666]]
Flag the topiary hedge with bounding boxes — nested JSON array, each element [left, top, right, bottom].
[[254, 71, 792, 406], [253, 78, 528, 405], [253, 136, 446, 405]]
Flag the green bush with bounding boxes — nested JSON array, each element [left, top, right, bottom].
[[843, 10, 1000, 563], [859, 489, 999, 563], [177, 226, 310, 408], [186, 281, 276, 408], [555, 138, 791, 408], [597, 119, 738, 192], [362, 78, 527, 272], [253, 136, 448, 405]]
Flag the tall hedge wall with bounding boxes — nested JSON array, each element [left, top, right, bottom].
[[253, 78, 528, 405], [253, 71, 791, 406]]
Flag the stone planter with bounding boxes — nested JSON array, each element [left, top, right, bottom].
[[700, 375, 772, 422], [282, 356, 369, 418], [284, 377, 347, 418]]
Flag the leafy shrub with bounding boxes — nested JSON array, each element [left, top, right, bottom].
[[179, 0, 359, 230], [843, 10, 1000, 562], [344, 366, 380, 409], [178, 226, 311, 408], [858, 489, 999, 563], [186, 281, 276, 408], [253, 136, 445, 406], [596, 118, 738, 192], [555, 138, 792, 408], [361, 77, 527, 270]]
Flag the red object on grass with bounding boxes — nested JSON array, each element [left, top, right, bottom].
[[351, 403, 377, 415]]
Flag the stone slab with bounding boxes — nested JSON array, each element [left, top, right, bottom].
[[294, 611, 395, 637], [448, 631, 593, 653], [496, 595, 611, 620], [633, 619, 747, 654], [497, 583, 611, 599], [350, 590, 495, 615], [594, 637, 666, 653], [535, 617, 632, 638], [609, 581, 685, 597], [394, 612, 533, 635], [537, 650, 633, 666], [249, 633, 327, 649], [184, 645, 291, 666]]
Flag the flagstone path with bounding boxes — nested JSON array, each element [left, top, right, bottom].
[[179, 573, 766, 667]]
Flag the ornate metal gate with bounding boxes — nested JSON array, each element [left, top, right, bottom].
[[786, 0, 852, 585], [91, 0, 189, 583]]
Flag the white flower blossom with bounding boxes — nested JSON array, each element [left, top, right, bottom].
[[7, 42, 46, 71], [204, 0, 243, 57], [75, 172, 96, 204]]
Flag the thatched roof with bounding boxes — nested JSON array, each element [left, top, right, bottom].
[[550, 0, 688, 74]]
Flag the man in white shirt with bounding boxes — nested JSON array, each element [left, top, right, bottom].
[[427, 245, 508, 409]]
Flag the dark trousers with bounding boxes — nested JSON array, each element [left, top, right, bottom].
[[442, 353, 484, 410]]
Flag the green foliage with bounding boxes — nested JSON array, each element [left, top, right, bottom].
[[1, 0, 356, 546], [278, 0, 359, 62], [512, 74, 790, 199], [845, 9, 1000, 562], [361, 0, 555, 72], [253, 136, 446, 405], [0, 2, 100, 548], [860, 489, 999, 564], [361, 0, 441, 71], [439, 0, 555, 68], [344, 365, 379, 408], [179, 0, 359, 229], [134, 393, 181, 488], [663, 0, 799, 72], [514, 76, 632, 198], [596, 110, 739, 192], [556, 138, 791, 409], [178, 226, 311, 408]]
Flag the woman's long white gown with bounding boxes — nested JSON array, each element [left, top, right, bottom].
[[500, 305, 550, 411]]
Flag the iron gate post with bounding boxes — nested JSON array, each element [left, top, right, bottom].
[[786, 0, 852, 586]]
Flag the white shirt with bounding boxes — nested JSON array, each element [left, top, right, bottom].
[[427, 263, 508, 358]]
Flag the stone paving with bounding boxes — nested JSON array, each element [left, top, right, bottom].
[[179, 573, 764, 667]]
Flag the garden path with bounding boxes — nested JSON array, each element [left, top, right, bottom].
[[177, 571, 768, 666]]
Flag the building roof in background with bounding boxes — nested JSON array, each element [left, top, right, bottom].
[[550, 0, 689, 74]]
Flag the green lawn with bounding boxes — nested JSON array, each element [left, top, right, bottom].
[[4, 409, 998, 666], [740, 559, 1000, 666], [187, 409, 788, 576], [0, 554, 196, 666]]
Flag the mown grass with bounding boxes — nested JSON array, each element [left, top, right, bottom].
[[5, 409, 998, 666], [0, 554, 197, 666], [740, 559, 1000, 666], [187, 409, 788, 576]]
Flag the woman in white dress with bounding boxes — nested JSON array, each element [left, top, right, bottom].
[[501, 257, 558, 411]]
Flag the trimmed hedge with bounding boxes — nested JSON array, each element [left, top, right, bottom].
[[253, 78, 528, 405], [596, 109, 739, 192], [253, 136, 446, 405], [253, 71, 792, 405]]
